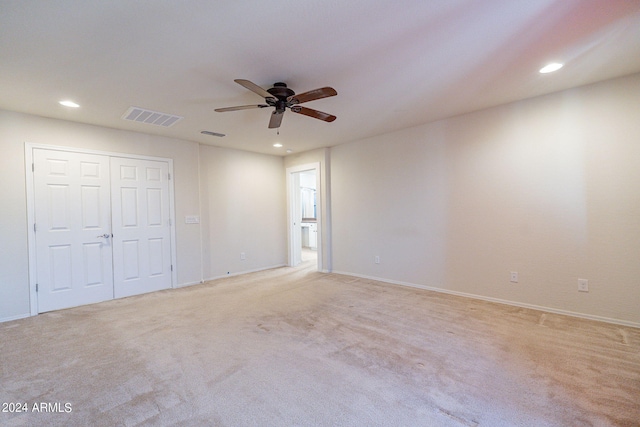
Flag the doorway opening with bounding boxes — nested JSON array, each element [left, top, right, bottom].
[[286, 163, 321, 271]]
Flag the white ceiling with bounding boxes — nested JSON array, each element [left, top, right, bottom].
[[2, 0, 640, 156]]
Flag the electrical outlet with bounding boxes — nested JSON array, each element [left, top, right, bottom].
[[578, 278, 588, 292], [240, 252, 246, 260], [510, 271, 518, 283], [374, 256, 380, 264]]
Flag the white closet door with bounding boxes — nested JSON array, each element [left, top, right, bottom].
[[111, 157, 172, 298], [33, 149, 114, 312]]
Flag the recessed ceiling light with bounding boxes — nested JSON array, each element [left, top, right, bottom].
[[273, 143, 283, 148], [539, 63, 563, 74], [59, 100, 80, 108]]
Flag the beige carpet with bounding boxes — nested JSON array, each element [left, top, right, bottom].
[[1, 261, 639, 426]]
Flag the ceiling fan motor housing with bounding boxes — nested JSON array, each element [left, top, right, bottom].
[[266, 83, 295, 113], [267, 82, 295, 100]]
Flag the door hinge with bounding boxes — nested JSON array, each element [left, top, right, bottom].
[[170, 265, 173, 272], [34, 223, 37, 232], [168, 173, 171, 180], [35, 283, 38, 292], [32, 163, 35, 172]]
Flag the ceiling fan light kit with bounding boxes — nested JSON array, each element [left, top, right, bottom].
[[215, 79, 337, 129]]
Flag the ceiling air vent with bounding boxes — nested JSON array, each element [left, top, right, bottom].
[[122, 106, 183, 127], [201, 130, 225, 137]]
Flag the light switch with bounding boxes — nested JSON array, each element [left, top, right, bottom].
[[185, 215, 200, 224]]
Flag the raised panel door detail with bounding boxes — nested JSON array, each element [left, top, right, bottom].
[[81, 185, 102, 229], [122, 240, 140, 280], [48, 184, 70, 230], [146, 167, 161, 181], [49, 245, 72, 291], [47, 159, 68, 176], [80, 161, 100, 178], [83, 242, 105, 286], [148, 238, 164, 276], [120, 165, 137, 180], [120, 187, 138, 227], [146, 188, 162, 226]]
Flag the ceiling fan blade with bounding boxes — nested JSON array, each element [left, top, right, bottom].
[[234, 79, 276, 100], [288, 87, 337, 105], [291, 106, 336, 122], [268, 111, 284, 128], [215, 104, 268, 112]]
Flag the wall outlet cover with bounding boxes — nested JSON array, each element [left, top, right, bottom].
[[578, 278, 589, 292]]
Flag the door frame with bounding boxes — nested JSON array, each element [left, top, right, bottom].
[[25, 143, 178, 316], [286, 162, 322, 271]]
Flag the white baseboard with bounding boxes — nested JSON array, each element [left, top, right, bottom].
[[203, 264, 287, 283], [0, 313, 31, 324], [174, 280, 204, 289], [331, 270, 640, 329]]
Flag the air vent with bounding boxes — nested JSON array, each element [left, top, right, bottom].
[[122, 106, 183, 127], [201, 130, 225, 137]]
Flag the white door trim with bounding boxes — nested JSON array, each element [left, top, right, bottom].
[[25, 142, 178, 316], [286, 162, 322, 271]]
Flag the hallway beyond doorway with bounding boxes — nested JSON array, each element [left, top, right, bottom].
[[301, 247, 317, 264]]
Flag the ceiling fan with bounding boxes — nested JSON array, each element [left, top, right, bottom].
[[215, 79, 337, 129]]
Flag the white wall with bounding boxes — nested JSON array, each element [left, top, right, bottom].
[[3, 73, 638, 325], [199, 145, 286, 280], [0, 110, 287, 321], [331, 73, 640, 326]]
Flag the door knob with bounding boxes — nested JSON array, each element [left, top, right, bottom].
[[97, 233, 111, 238]]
